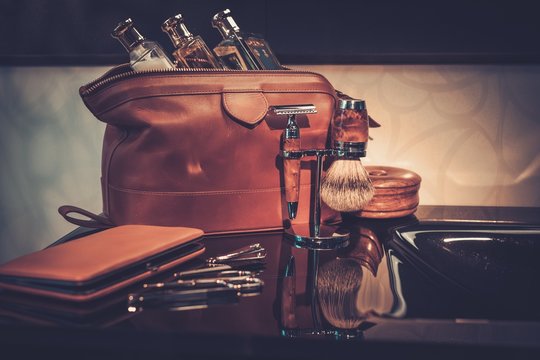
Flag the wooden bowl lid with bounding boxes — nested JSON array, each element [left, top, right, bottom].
[[365, 166, 421, 192], [354, 166, 422, 219]]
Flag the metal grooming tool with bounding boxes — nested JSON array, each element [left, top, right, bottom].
[[270, 104, 317, 219], [127, 287, 239, 312], [174, 269, 252, 280], [173, 264, 233, 279], [205, 243, 267, 265], [144, 272, 255, 290], [128, 277, 264, 312]]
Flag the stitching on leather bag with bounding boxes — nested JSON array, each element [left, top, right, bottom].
[[95, 90, 334, 117], [222, 92, 268, 125], [93, 73, 324, 89], [86, 73, 330, 97], [253, 94, 269, 122], [108, 183, 313, 196], [105, 128, 129, 215]]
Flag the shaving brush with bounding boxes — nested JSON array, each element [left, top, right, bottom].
[[321, 99, 374, 212]]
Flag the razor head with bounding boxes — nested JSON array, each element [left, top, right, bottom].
[[269, 104, 317, 116]]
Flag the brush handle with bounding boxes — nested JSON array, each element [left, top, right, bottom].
[[283, 138, 301, 202], [332, 101, 369, 144], [332, 109, 369, 143]]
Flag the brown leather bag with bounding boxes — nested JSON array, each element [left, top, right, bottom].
[[61, 66, 338, 234]]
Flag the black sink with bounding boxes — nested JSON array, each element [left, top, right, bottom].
[[388, 221, 540, 321]]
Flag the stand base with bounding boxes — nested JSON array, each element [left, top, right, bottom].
[[284, 224, 350, 250]]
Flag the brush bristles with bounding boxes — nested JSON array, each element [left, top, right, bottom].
[[320, 160, 374, 212], [317, 259, 364, 329]]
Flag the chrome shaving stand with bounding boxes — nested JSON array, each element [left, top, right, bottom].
[[271, 104, 353, 251], [283, 148, 349, 250]]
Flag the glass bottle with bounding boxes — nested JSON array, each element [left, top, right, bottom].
[[111, 18, 175, 71], [211, 9, 282, 70], [162, 14, 222, 69]]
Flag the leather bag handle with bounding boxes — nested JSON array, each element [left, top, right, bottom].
[[58, 205, 114, 229]]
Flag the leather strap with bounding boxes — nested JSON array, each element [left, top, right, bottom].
[[58, 205, 114, 229], [222, 91, 269, 126]]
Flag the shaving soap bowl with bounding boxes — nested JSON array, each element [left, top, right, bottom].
[[354, 166, 421, 219]]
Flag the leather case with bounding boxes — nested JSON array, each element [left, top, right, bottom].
[[0, 225, 205, 302], [64, 66, 339, 234]]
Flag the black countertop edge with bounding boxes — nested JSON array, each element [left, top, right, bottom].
[[1, 324, 539, 360], [414, 205, 540, 224], [2, 53, 540, 67], [50, 205, 540, 248]]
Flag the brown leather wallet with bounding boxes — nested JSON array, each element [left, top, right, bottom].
[[0, 225, 205, 302]]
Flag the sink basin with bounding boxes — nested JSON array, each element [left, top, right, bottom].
[[388, 221, 540, 321]]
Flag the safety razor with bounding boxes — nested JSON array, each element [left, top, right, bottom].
[[270, 104, 317, 220]]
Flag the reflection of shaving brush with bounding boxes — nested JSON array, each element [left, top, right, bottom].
[[317, 258, 365, 329], [318, 256, 396, 326], [321, 99, 374, 212], [338, 226, 383, 276]]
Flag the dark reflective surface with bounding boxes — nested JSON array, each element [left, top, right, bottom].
[[390, 221, 540, 321], [1, 206, 540, 359]]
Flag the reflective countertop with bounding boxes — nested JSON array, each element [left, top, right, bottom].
[[1, 206, 540, 359]]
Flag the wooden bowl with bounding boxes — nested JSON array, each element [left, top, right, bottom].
[[354, 166, 421, 219]]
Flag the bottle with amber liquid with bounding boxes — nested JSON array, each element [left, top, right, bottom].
[[211, 9, 282, 70], [162, 14, 222, 69], [111, 18, 175, 71]]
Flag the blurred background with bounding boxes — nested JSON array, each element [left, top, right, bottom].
[[1, 0, 539, 262]]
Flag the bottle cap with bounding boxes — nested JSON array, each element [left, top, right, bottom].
[[111, 18, 145, 51], [212, 9, 240, 38], [338, 99, 366, 111], [162, 14, 194, 48]]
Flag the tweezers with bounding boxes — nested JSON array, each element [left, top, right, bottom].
[[205, 243, 267, 265]]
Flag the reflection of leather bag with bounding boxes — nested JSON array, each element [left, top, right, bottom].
[[62, 66, 338, 234], [0, 225, 204, 302]]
